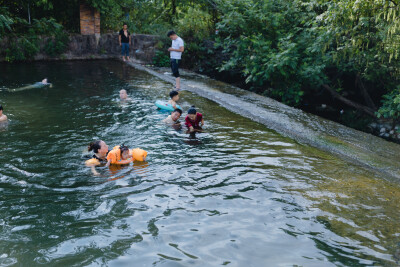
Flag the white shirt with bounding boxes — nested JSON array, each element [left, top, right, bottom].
[[170, 37, 184, 59]]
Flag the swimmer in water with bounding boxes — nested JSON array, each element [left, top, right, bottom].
[[168, 90, 179, 109], [86, 140, 110, 176], [119, 89, 131, 101], [185, 106, 204, 133], [0, 104, 8, 122], [106, 145, 133, 167], [9, 78, 52, 92], [163, 108, 182, 125]]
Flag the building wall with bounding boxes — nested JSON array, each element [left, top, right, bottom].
[[80, 3, 100, 35]]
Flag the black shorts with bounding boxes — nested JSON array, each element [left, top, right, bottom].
[[170, 59, 181, 78]]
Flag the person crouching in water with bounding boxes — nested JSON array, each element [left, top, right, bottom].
[[185, 106, 204, 133], [106, 145, 133, 167], [0, 104, 8, 122], [163, 108, 182, 124], [163, 108, 182, 130]]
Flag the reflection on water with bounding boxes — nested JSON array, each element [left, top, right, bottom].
[[0, 61, 399, 266]]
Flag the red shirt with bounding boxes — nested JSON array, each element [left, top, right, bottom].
[[185, 112, 203, 128]]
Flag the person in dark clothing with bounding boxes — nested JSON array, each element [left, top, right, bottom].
[[119, 23, 131, 61]]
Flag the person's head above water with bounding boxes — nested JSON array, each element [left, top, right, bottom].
[[42, 78, 48, 84], [169, 90, 179, 101], [119, 89, 128, 100], [187, 106, 197, 120], [171, 108, 182, 121], [119, 144, 130, 160], [0, 104, 3, 115], [167, 30, 178, 40], [88, 140, 109, 155]]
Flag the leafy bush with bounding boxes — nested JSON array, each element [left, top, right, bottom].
[[4, 36, 39, 62], [0, 7, 13, 37], [1, 16, 68, 60], [377, 87, 400, 128], [44, 31, 69, 57], [153, 50, 170, 67]]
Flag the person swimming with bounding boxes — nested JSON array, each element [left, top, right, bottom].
[[119, 89, 132, 101], [168, 90, 179, 109], [0, 104, 8, 122], [106, 144, 133, 167], [8, 78, 52, 92], [185, 106, 204, 133], [86, 140, 110, 165], [163, 108, 182, 125], [85, 140, 110, 176]]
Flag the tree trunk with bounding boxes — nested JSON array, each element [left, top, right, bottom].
[[355, 74, 377, 110], [322, 84, 377, 117]]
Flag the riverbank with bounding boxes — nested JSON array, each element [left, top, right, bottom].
[[124, 59, 400, 181]]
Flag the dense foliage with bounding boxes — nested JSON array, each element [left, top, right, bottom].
[[1, 0, 400, 126]]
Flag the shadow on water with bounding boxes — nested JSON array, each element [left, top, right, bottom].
[[0, 60, 399, 266]]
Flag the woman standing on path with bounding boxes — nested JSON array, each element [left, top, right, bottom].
[[119, 23, 131, 61]]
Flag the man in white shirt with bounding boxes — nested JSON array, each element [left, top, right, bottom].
[[167, 31, 184, 90]]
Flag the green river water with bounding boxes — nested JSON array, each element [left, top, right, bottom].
[[0, 60, 399, 266]]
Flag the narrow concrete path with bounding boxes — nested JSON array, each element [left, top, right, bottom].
[[125, 59, 400, 181]]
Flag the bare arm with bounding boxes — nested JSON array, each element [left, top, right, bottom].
[[90, 166, 100, 176], [168, 46, 184, 52], [119, 35, 121, 46]]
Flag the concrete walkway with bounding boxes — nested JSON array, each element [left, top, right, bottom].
[[125, 59, 400, 181]]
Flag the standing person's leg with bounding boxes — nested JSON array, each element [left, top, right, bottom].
[[176, 59, 181, 89], [171, 59, 181, 89], [121, 43, 126, 61]]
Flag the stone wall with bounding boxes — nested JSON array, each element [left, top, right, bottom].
[[0, 33, 160, 63]]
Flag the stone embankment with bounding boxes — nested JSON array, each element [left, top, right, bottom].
[[0, 33, 159, 62]]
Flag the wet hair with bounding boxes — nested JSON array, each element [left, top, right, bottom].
[[123, 22, 127, 26], [187, 106, 197, 114], [0, 104, 3, 111], [167, 30, 176, 37], [169, 90, 179, 99], [119, 144, 130, 155], [88, 140, 102, 153], [173, 108, 182, 115]]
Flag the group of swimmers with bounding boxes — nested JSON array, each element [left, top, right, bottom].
[[1, 77, 203, 173], [84, 87, 204, 173], [162, 90, 204, 133]]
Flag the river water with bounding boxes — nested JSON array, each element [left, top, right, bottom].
[[0, 60, 399, 266]]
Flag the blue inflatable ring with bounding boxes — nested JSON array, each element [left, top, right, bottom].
[[155, 100, 182, 111]]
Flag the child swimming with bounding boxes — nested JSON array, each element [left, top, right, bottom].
[[185, 106, 204, 133], [0, 104, 8, 122], [168, 90, 179, 109], [106, 145, 133, 167]]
